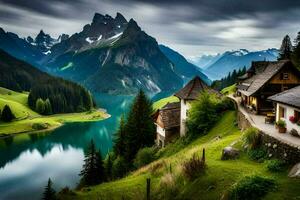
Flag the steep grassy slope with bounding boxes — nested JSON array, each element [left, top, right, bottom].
[[221, 84, 237, 95], [0, 87, 108, 136], [152, 96, 179, 111], [60, 111, 300, 200]]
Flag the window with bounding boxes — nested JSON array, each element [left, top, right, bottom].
[[281, 73, 289, 80], [279, 106, 285, 118]]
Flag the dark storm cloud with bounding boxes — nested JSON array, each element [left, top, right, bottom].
[[0, 0, 300, 56]]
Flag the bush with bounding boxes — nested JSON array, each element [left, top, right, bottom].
[[276, 119, 286, 128], [182, 153, 206, 180], [216, 97, 235, 112], [289, 128, 299, 137], [248, 147, 267, 162], [112, 156, 128, 179], [32, 123, 48, 130], [187, 91, 219, 136], [266, 159, 286, 172], [35, 98, 45, 114], [243, 127, 261, 150], [134, 147, 157, 168], [228, 175, 276, 200]]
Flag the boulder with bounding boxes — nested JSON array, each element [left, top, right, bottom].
[[288, 163, 300, 178], [221, 146, 240, 160]]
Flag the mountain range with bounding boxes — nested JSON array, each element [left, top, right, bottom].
[[190, 49, 279, 80], [0, 13, 209, 95]]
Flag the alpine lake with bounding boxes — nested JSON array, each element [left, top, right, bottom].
[[0, 92, 171, 200]]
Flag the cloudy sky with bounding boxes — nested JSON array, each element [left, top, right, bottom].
[[0, 0, 300, 58]]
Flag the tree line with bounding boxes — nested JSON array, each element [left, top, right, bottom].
[[211, 66, 246, 90], [0, 49, 95, 114]]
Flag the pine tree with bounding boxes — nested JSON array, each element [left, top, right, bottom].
[[278, 35, 293, 60], [35, 98, 45, 114], [292, 31, 300, 68], [113, 115, 127, 156], [44, 98, 52, 115], [124, 90, 155, 162], [104, 153, 113, 181], [42, 178, 56, 200], [79, 140, 105, 186], [1, 105, 15, 122]]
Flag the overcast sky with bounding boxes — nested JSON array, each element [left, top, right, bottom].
[[0, 0, 300, 58]]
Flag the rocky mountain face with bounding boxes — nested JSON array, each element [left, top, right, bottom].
[[0, 28, 44, 67], [200, 49, 279, 80], [189, 54, 222, 70], [43, 13, 183, 94], [159, 45, 211, 85]]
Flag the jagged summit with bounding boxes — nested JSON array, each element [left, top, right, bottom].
[[115, 12, 127, 24]]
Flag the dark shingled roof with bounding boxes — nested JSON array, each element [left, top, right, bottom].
[[174, 76, 209, 100], [159, 102, 180, 129], [268, 85, 300, 109], [238, 60, 291, 96]]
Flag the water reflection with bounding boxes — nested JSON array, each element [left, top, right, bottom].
[[0, 92, 172, 200]]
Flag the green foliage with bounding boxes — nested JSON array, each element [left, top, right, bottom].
[[32, 123, 48, 130], [187, 91, 220, 136], [266, 159, 286, 172], [212, 67, 246, 91], [35, 98, 45, 114], [1, 104, 15, 122], [113, 90, 156, 163], [228, 175, 276, 200], [248, 147, 267, 162], [104, 153, 114, 181], [242, 127, 261, 150], [278, 35, 293, 60], [113, 115, 126, 156], [79, 140, 105, 187], [112, 156, 128, 179], [42, 178, 56, 200], [276, 119, 286, 128], [44, 98, 52, 115], [134, 147, 157, 168]]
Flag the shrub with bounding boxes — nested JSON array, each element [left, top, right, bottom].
[[276, 120, 286, 128], [155, 173, 181, 200], [248, 147, 267, 162], [266, 159, 286, 172], [186, 91, 219, 136], [242, 127, 261, 150], [182, 153, 206, 180], [134, 147, 157, 168], [1, 105, 15, 122], [112, 156, 128, 179], [32, 123, 48, 130], [216, 97, 235, 112], [228, 175, 276, 200]]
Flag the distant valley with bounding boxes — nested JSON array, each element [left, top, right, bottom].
[[190, 49, 279, 80]]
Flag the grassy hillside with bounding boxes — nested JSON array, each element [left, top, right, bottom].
[[221, 84, 236, 95], [152, 96, 179, 111], [0, 87, 108, 136], [60, 111, 300, 200]]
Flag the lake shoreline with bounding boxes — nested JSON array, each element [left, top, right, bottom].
[[0, 109, 111, 139]]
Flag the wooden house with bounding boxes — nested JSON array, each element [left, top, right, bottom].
[[268, 85, 300, 132], [155, 102, 180, 147], [237, 60, 300, 114]]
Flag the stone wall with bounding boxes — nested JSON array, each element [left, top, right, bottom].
[[237, 109, 300, 164]]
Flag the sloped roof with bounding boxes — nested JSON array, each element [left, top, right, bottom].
[[174, 76, 209, 100], [238, 60, 291, 96], [158, 102, 180, 129], [268, 85, 300, 109]]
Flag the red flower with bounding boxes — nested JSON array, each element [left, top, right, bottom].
[[289, 116, 296, 123]]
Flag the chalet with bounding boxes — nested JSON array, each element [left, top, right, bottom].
[[268, 85, 300, 132], [155, 102, 180, 147], [174, 76, 215, 136], [237, 60, 300, 115]]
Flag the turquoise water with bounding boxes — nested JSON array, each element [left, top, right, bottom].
[[0, 92, 172, 200]]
